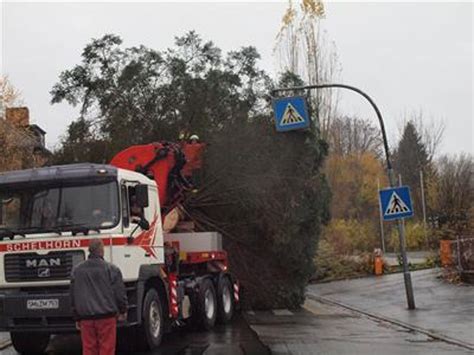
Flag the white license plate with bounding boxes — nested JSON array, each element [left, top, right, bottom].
[[27, 299, 59, 310]]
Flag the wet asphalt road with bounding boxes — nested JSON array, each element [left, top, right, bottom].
[[1, 314, 269, 355]]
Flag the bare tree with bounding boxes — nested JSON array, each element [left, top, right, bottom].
[[275, 0, 341, 138], [328, 116, 383, 157], [276, 3, 300, 74], [0, 75, 23, 118], [429, 153, 473, 233]]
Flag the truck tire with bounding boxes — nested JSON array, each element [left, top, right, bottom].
[[217, 276, 234, 323], [10, 332, 50, 354], [196, 278, 217, 330], [137, 288, 164, 350]]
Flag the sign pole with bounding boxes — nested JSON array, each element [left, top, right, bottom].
[[377, 178, 386, 253], [399, 175, 406, 229], [271, 83, 416, 310], [420, 170, 428, 247], [389, 169, 415, 309]]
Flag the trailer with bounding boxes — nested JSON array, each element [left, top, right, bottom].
[[0, 141, 239, 353]]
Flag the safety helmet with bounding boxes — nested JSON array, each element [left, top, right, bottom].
[[189, 134, 199, 141]]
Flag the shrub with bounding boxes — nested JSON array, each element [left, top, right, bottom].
[[321, 219, 379, 254], [313, 219, 383, 281], [388, 222, 428, 251], [314, 240, 359, 281]]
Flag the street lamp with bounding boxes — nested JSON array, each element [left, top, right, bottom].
[[272, 83, 416, 310]]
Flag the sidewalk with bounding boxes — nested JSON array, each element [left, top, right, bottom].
[[245, 299, 470, 354], [307, 268, 474, 350]]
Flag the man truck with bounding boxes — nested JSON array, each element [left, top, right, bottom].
[[0, 141, 239, 353]]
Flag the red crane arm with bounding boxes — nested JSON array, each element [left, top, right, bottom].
[[110, 142, 188, 216]]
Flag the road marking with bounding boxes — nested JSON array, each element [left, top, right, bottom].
[[247, 310, 255, 315], [272, 309, 293, 316]]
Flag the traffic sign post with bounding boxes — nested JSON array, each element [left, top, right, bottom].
[[272, 96, 310, 132], [385, 174, 416, 310], [378, 184, 416, 308]]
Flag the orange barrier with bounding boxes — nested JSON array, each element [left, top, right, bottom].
[[440, 240, 453, 267]]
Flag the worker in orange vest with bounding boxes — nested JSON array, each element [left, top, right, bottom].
[[181, 134, 206, 189]]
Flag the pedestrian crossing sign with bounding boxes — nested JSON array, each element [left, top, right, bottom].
[[379, 186, 414, 221], [272, 96, 310, 132]]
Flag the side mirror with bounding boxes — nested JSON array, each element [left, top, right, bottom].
[[135, 184, 149, 208], [138, 218, 150, 231], [127, 216, 151, 244]]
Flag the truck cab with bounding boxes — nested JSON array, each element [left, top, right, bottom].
[[0, 162, 237, 353]]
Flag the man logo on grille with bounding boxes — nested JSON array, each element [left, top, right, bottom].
[[26, 258, 61, 268], [38, 268, 51, 278]]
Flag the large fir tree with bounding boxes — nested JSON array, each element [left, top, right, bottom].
[[393, 121, 429, 219]]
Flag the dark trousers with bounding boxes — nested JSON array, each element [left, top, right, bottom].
[[79, 316, 117, 355]]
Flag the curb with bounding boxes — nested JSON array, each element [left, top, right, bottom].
[[0, 339, 11, 350], [307, 293, 474, 352]]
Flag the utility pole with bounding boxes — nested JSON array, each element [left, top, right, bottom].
[[420, 170, 428, 239], [271, 83, 416, 310], [377, 178, 386, 253], [399, 174, 406, 229]]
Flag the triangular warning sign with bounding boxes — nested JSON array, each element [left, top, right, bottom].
[[385, 192, 411, 216], [280, 103, 305, 125]]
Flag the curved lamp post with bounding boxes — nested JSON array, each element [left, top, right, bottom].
[[272, 84, 416, 310]]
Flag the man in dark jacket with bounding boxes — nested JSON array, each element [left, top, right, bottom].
[[70, 238, 128, 355]]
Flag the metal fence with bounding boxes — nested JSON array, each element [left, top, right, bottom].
[[452, 236, 474, 282]]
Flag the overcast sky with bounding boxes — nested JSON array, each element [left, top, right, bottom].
[[1, 1, 472, 155]]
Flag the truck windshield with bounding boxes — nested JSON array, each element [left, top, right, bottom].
[[0, 181, 119, 237]]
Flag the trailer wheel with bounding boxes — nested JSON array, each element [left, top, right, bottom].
[[217, 276, 234, 323], [197, 278, 217, 330], [10, 332, 50, 354], [137, 288, 164, 350]]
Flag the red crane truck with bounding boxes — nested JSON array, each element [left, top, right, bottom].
[[0, 141, 239, 354]]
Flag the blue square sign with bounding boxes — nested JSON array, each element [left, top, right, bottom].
[[272, 96, 310, 132], [379, 186, 414, 221]]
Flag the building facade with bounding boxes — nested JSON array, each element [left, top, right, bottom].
[[0, 107, 50, 171]]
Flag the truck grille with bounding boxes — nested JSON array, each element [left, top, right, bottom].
[[4, 251, 85, 282]]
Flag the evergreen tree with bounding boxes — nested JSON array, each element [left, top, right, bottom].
[[393, 121, 429, 219]]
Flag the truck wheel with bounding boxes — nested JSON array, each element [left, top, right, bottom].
[[197, 278, 217, 330], [10, 332, 50, 354], [138, 288, 164, 350], [217, 276, 234, 323]]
